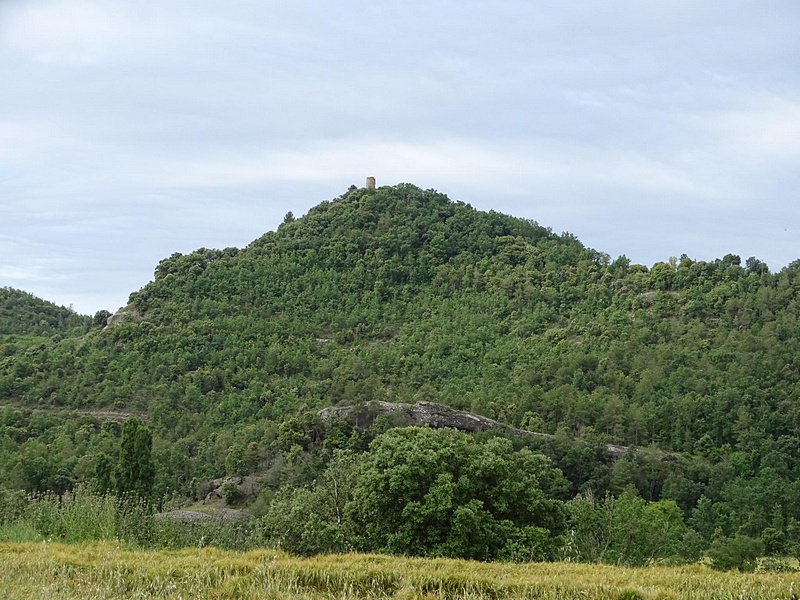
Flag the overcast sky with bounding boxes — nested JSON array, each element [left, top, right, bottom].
[[2, 1, 799, 314]]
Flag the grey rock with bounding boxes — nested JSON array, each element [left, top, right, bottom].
[[319, 400, 634, 461], [105, 306, 143, 327]]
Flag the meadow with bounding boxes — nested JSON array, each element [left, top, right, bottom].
[[1, 541, 798, 600]]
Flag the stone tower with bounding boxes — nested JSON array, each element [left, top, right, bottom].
[[366, 176, 376, 190]]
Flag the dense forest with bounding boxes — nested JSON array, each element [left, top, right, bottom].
[[2, 183, 800, 567], [0, 287, 90, 336]]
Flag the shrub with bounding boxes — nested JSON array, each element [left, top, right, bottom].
[[707, 534, 763, 571]]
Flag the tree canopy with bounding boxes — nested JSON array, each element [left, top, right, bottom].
[[347, 427, 566, 560], [2, 183, 800, 564]]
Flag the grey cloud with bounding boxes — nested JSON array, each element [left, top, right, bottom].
[[1, 0, 799, 312]]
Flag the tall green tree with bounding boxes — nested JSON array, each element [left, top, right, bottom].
[[114, 418, 155, 499]]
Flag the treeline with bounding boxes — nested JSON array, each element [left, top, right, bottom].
[[2, 184, 800, 566], [0, 287, 90, 337], [0, 419, 780, 571]]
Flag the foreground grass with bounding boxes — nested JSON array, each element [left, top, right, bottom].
[[0, 541, 798, 600]]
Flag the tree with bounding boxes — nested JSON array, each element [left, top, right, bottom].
[[345, 427, 566, 560], [745, 256, 768, 276], [565, 492, 688, 565], [94, 452, 114, 494], [707, 533, 763, 571], [649, 262, 675, 291], [258, 450, 359, 555], [114, 418, 155, 499], [92, 310, 112, 328]]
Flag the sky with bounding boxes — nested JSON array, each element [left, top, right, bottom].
[[1, 1, 799, 315]]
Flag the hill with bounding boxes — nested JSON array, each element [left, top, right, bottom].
[[0, 287, 89, 337], [2, 183, 800, 562]]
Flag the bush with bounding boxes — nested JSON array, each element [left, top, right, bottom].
[[220, 482, 244, 506], [707, 534, 764, 571], [756, 557, 799, 573], [0, 488, 28, 525], [565, 493, 689, 566]]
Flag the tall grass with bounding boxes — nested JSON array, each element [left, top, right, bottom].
[[0, 487, 258, 550], [1, 489, 798, 598], [1, 541, 798, 599]]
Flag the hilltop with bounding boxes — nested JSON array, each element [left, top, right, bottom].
[[2, 183, 800, 562], [0, 287, 89, 337]]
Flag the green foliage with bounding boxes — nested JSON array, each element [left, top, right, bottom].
[[0, 487, 259, 550], [2, 183, 800, 563], [346, 427, 566, 560], [708, 534, 764, 571], [114, 418, 155, 499], [0, 287, 89, 336], [93, 452, 114, 494], [92, 310, 112, 328], [258, 450, 360, 555], [0, 488, 28, 525], [565, 492, 689, 566], [220, 481, 244, 505], [0, 487, 121, 544]]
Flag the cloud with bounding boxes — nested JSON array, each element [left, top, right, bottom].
[[0, 0, 204, 66], [0, 121, 56, 160], [1, 1, 127, 64], [707, 96, 800, 163], [0, 235, 75, 283], [1, 0, 799, 312], [160, 136, 733, 211]]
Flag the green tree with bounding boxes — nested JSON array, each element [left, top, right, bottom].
[[707, 533, 763, 571], [345, 427, 566, 560], [566, 492, 688, 565], [93, 452, 114, 494], [114, 418, 155, 499], [92, 310, 112, 328], [258, 450, 360, 555]]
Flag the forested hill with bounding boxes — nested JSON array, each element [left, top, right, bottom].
[[3, 183, 800, 555], [0, 287, 89, 336]]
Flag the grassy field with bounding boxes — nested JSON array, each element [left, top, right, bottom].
[[0, 541, 798, 599]]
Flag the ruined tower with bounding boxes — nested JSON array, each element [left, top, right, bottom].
[[366, 176, 376, 190]]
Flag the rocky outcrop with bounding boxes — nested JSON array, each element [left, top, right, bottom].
[[105, 305, 143, 327], [200, 475, 261, 503], [319, 400, 548, 437], [319, 400, 634, 461]]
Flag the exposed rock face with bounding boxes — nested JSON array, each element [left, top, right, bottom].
[[604, 444, 629, 460], [202, 475, 261, 502], [319, 400, 547, 437], [319, 400, 633, 461], [105, 306, 143, 327]]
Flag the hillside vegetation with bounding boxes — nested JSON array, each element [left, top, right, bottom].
[[2, 184, 800, 565], [0, 287, 89, 337]]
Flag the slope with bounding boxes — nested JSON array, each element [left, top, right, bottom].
[[0, 287, 89, 337], [1, 183, 800, 549]]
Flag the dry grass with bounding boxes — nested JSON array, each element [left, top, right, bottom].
[[0, 541, 798, 599]]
